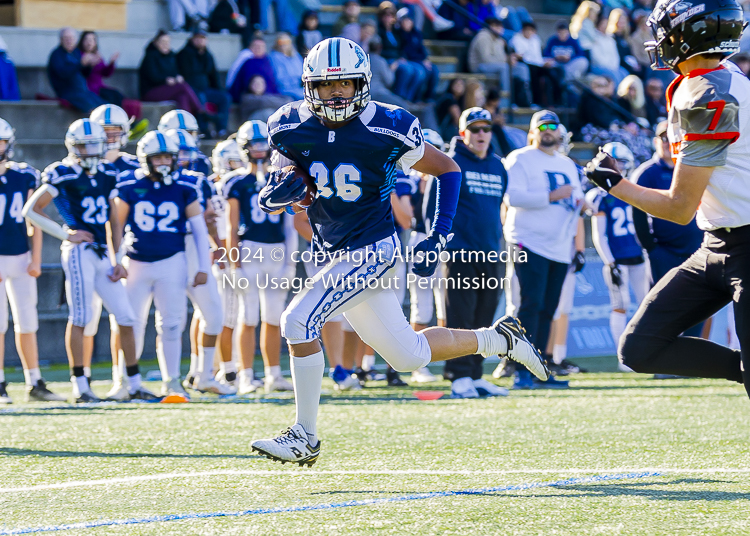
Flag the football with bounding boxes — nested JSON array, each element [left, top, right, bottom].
[[282, 165, 317, 209]]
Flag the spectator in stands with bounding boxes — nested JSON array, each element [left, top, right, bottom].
[[356, 21, 377, 51], [628, 13, 652, 71], [464, 79, 486, 109], [228, 36, 279, 103], [296, 10, 323, 56], [169, 0, 210, 32], [569, 0, 600, 51], [436, 0, 475, 41], [377, 2, 422, 103], [333, 0, 361, 37], [466, 0, 495, 33], [397, 9, 439, 102], [510, 22, 564, 106], [368, 36, 411, 108], [576, 74, 622, 130], [607, 8, 645, 79], [0, 36, 20, 101], [435, 78, 466, 140], [47, 27, 105, 113], [139, 30, 204, 118], [644, 77, 667, 127], [177, 30, 230, 137], [467, 18, 516, 101], [240, 74, 291, 119], [484, 88, 527, 157], [208, 0, 250, 47], [77, 32, 127, 110], [615, 75, 646, 120], [589, 15, 625, 85], [543, 21, 589, 82], [269, 33, 304, 101]]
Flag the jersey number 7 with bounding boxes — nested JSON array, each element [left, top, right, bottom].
[[707, 100, 725, 131]]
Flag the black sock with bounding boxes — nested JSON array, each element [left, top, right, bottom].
[[126, 364, 140, 377], [225, 371, 237, 382], [72, 366, 85, 378]]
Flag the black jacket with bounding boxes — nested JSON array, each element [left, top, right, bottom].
[[139, 43, 180, 97], [177, 41, 220, 93]]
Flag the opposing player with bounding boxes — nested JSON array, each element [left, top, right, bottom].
[[586, 142, 650, 364], [586, 0, 750, 392], [0, 118, 65, 403], [250, 37, 548, 466], [158, 110, 211, 175], [163, 128, 230, 395], [114, 131, 211, 398], [23, 119, 155, 402], [225, 120, 297, 394]]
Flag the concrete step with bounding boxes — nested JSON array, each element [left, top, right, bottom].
[[127, 0, 171, 34]]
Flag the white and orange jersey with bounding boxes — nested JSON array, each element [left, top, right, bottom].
[[667, 61, 750, 230]]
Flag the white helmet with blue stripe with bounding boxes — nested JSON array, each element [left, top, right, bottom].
[[422, 129, 444, 150], [236, 120, 269, 161], [602, 142, 635, 175], [90, 104, 130, 151], [164, 128, 198, 168], [302, 37, 371, 123], [136, 130, 179, 182], [65, 118, 107, 170], [0, 117, 15, 161], [158, 109, 199, 142], [212, 139, 243, 175]]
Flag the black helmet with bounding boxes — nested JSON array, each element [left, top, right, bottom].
[[646, 0, 746, 72]]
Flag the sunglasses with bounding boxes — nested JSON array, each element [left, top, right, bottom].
[[467, 125, 492, 133], [538, 123, 559, 131]]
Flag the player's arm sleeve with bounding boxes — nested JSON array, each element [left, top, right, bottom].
[[503, 154, 549, 208], [397, 116, 426, 174], [591, 214, 615, 265], [22, 184, 69, 241], [677, 86, 740, 167]]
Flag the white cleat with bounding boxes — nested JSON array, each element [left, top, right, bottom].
[[105, 382, 130, 401], [238, 375, 263, 395], [251, 423, 321, 467], [473, 378, 509, 397], [194, 377, 237, 395], [161, 378, 190, 399], [451, 377, 479, 398], [618, 363, 634, 373], [411, 367, 437, 383], [334, 374, 362, 391], [264, 375, 294, 393], [483, 316, 550, 381]]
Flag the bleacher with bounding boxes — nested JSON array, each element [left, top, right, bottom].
[[0, 0, 595, 364]]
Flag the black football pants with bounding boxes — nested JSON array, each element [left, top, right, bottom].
[[620, 226, 750, 396]]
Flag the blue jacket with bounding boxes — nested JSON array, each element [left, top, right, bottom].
[[0, 53, 20, 101], [399, 28, 429, 63], [543, 35, 585, 62], [47, 46, 88, 97]]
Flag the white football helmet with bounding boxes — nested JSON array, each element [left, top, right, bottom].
[[302, 37, 371, 122], [602, 142, 635, 175], [65, 119, 107, 171], [212, 139, 243, 175], [0, 117, 15, 161], [90, 104, 130, 151], [236, 120, 269, 161], [165, 128, 198, 169], [557, 124, 572, 156], [422, 129, 444, 150], [158, 110, 199, 142], [136, 131, 179, 183]]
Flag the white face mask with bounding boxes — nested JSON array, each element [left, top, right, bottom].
[[155, 165, 173, 183], [80, 156, 101, 171]]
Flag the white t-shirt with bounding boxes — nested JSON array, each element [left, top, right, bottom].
[[503, 146, 583, 264], [510, 33, 544, 67]]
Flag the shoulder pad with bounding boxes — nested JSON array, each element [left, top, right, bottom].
[[7, 161, 39, 176], [180, 169, 204, 179], [360, 102, 419, 140], [672, 68, 740, 141], [268, 101, 311, 138], [42, 161, 77, 184]]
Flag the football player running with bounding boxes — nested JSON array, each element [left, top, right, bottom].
[[585, 142, 650, 368], [586, 0, 750, 393], [250, 37, 548, 466], [114, 131, 211, 398], [0, 118, 65, 402], [225, 120, 298, 394], [23, 119, 155, 402]]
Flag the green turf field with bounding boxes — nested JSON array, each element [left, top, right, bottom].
[[1, 367, 749, 535]]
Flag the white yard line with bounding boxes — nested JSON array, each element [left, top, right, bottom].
[[1, 468, 748, 494]]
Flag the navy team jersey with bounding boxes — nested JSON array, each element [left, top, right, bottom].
[[110, 153, 139, 175], [116, 170, 198, 262], [189, 153, 212, 178], [177, 169, 213, 210], [398, 171, 426, 234], [0, 163, 39, 256], [42, 159, 119, 246], [224, 168, 285, 244], [268, 100, 425, 253], [595, 193, 643, 262]]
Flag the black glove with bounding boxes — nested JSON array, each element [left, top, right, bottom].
[[585, 150, 623, 192], [609, 264, 623, 286], [412, 232, 451, 277], [573, 251, 586, 273]]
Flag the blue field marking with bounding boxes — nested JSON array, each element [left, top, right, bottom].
[[0, 471, 661, 535]]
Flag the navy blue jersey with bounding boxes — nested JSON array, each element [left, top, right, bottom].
[[42, 159, 118, 246], [176, 169, 212, 210], [0, 163, 39, 255], [594, 192, 643, 262], [116, 170, 198, 262], [189, 153, 212, 177], [268, 100, 425, 253], [401, 171, 427, 234], [224, 168, 285, 244], [110, 153, 139, 175]]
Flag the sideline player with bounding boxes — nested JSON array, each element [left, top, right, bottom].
[[115, 131, 211, 398], [0, 118, 65, 402], [23, 119, 155, 402], [250, 37, 548, 466], [586, 0, 750, 392], [585, 142, 649, 365], [158, 110, 211, 175], [225, 120, 297, 394]]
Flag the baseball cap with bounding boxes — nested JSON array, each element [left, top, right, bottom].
[[530, 110, 560, 130], [459, 107, 492, 132], [655, 120, 668, 137]]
